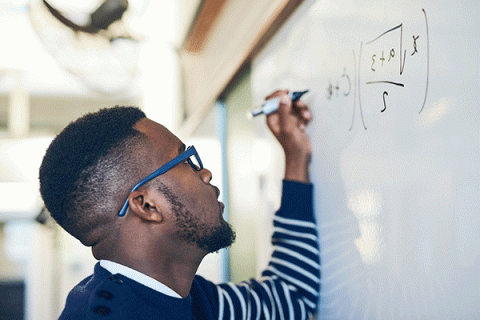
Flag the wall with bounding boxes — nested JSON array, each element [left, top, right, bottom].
[[224, 69, 259, 281]]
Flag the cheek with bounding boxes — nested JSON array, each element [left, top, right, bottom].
[[164, 169, 216, 216], [180, 183, 217, 218], [154, 192, 178, 222]]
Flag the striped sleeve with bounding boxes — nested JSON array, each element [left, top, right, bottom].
[[210, 180, 320, 320]]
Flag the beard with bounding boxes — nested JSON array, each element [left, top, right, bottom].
[[183, 218, 236, 253], [158, 183, 236, 253]]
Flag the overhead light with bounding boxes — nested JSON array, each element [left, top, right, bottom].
[[41, 0, 129, 35], [29, 0, 141, 94]]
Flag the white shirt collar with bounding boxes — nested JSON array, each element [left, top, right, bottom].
[[100, 260, 182, 299]]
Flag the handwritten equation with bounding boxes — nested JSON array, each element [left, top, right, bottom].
[[326, 9, 430, 130]]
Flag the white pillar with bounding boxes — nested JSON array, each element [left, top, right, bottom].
[[8, 70, 29, 138], [24, 223, 55, 320]]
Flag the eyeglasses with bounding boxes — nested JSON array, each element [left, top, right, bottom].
[[118, 145, 203, 216]]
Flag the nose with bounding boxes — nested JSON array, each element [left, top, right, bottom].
[[199, 167, 212, 184]]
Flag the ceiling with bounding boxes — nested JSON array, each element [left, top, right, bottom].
[[0, 0, 201, 134]]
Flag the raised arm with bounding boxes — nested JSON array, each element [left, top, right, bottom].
[[191, 90, 319, 319], [265, 89, 312, 183]]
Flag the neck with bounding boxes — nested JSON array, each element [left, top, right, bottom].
[[142, 252, 204, 298], [96, 239, 206, 298]]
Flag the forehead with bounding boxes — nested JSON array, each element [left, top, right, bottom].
[[134, 118, 183, 162]]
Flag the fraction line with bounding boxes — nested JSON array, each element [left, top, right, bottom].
[[366, 81, 405, 87]]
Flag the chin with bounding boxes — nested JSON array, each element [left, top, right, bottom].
[[198, 221, 236, 254]]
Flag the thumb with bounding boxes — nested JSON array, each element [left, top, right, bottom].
[[266, 112, 281, 136]]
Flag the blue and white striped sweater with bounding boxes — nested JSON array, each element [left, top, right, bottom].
[[59, 180, 319, 319]]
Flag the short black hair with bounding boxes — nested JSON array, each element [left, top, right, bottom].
[[39, 106, 146, 245]]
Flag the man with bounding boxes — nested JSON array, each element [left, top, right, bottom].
[[39, 90, 319, 319]]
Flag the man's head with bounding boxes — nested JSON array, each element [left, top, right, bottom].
[[122, 117, 235, 254], [39, 106, 147, 246], [39, 106, 234, 256]]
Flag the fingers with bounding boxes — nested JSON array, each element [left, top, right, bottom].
[[266, 112, 280, 136], [265, 89, 312, 134], [265, 89, 289, 101], [264, 89, 312, 168], [266, 90, 292, 121], [292, 100, 312, 128], [265, 90, 312, 123], [266, 91, 292, 135]]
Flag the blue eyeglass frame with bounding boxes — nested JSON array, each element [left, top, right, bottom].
[[117, 145, 203, 216]]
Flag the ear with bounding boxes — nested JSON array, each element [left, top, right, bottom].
[[127, 188, 170, 222]]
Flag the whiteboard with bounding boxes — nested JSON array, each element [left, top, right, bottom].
[[251, 0, 480, 318]]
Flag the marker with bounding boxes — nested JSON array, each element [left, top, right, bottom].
[[247, 90, 309, 118]]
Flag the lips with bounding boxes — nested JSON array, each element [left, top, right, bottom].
[[219, 201, 225, 213], [213, 185, 220, 198], [213, 185, 224, 214]]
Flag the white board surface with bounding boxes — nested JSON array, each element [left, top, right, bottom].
[[252, 0, 480, 318]]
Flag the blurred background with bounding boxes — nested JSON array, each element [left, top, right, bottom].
[[0, 0, 299, 318], [2, 1, 479, 319]]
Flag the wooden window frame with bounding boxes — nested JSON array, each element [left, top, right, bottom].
[[179, 0, 304, 136]]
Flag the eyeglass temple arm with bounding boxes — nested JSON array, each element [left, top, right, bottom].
[[117, 147, 197, 216]]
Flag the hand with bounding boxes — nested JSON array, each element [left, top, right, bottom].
[[265, 89, 312, 183]]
